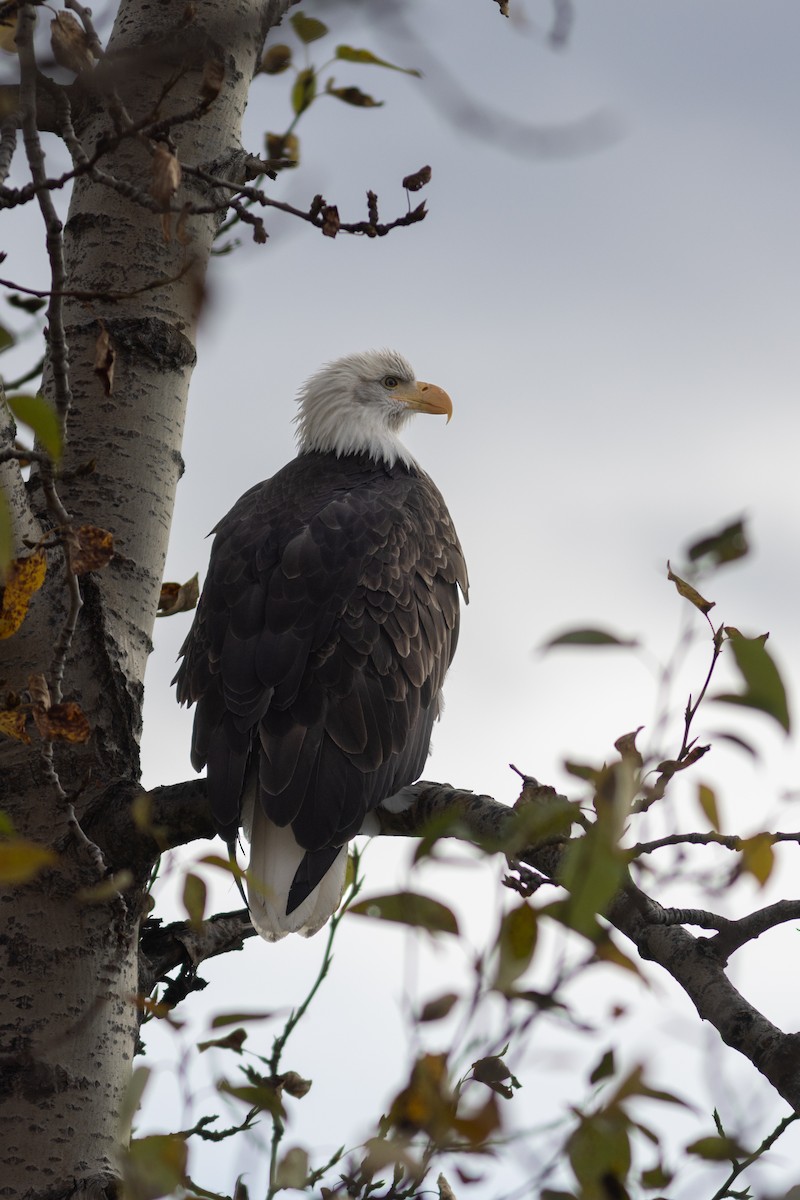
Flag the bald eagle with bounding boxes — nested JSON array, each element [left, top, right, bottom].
[[175, 350, 468, 940]]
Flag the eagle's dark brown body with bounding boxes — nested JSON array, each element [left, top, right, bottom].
[[175, 449, 467, 933]]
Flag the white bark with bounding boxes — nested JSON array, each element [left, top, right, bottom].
[[0, 3, 291, 1195]]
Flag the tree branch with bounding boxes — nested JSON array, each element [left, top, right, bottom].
[[125, 775, 800, 1107], [139, 907, 254, 999]]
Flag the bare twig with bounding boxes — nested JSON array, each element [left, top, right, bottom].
[[630, 829, 800, 856], [0, 260, 196, 303]]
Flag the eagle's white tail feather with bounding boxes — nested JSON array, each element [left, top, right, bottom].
[[242, 789, 347, 941]]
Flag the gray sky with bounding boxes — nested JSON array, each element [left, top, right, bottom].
[[5, 1, 800, 1194], [137, 4, 800, 1194]]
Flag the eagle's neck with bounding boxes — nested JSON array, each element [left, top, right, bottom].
[[295, 399, 417, 469]]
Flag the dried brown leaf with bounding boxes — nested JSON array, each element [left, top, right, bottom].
[[403, 165, 432, 192], [667, 562, 715, 615], [34, 700, 91, 744], [70, 525, 114, 575], [261, 44, 292, 74], [321, 205, 340, 238], [200, 58, 224, 104], [94, 324, 115, 396], [50, 11, 94, 74]]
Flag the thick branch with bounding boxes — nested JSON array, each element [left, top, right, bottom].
[[139, 908, 254, 999]]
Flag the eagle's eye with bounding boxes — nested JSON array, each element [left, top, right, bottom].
[[382, 375, 400, 389]]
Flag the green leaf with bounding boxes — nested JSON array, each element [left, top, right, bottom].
[[558, 815, 627, 938], [492, 902, 538, 992], [541, 627, 638, 649], [198, 1028, 247, 1053], [0, 838, 57, 884], [121, 1134, 188, 1199], [349, 890, 459, 935], [118, 1065, 151, 1139], [688, 517, 749, 567], [211, 1010, 276, 1028], [275, 1147, 309, 1189], [7, 293, 46, 313], [0, 324, 14, 353], [5, 392, 62, 462], [715, 631, 791, 733], [568, 1111, 631, 1189], [589, 1048, 615, 1085], [419, 992, 459, 1022], [685, 1134, 748, 1161], [335, 45, 421, 76], [218, 1079, 284, 1117], [182, 872, 207, 928], [290, 12, 328, 43], [291, 66, 317, 115]]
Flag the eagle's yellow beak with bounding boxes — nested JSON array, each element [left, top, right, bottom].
[[399, 381, 453, 423]]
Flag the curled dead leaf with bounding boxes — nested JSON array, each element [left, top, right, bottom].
[[157, 573, 199, 617], [27, 672, 50, 709], [667, 562, 715, 615]]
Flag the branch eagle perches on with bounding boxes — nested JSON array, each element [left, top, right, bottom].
[[117, 775, 800, 1112]]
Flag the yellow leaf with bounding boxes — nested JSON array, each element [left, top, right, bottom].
[[740, 833, 774, 887], [0, 13, 17, 55], [0, 838, 56, 884], [78, 870, 134, 902], [0, 549, 46, 637], [0, 707, 29, 743]]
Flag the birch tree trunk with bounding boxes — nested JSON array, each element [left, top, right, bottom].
[[0, 3, 289, 1195]]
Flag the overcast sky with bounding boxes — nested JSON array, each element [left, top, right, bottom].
[[6, 1, 800, 1195]]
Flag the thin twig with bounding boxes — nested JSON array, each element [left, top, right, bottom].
[[708, 1111, 800, 1200], [0, 260, 196, 303], [629, 830, 800, 856]]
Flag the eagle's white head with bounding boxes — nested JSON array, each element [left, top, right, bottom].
[[294, 349, 453, 468]]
